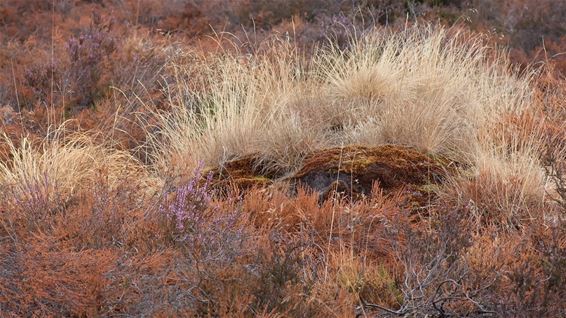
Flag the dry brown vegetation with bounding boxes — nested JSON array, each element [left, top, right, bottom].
[[1, 1, 565, 317]]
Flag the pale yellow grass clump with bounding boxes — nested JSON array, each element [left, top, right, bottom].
[[151, 26, 550, 221], [445, 134, 547, 229], [0, 125, 148, 209], [150, 43, 329, 177]]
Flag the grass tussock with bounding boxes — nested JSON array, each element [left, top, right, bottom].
[[0, 124, 150, 213], [152, 27, 534, 182]]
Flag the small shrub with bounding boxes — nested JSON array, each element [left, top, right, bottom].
[[66, 24, 116, 108]]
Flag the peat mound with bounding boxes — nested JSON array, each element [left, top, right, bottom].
[[206, 155, 274, 191], [291, 145, 448, 204], [207, 145, 450, 207]]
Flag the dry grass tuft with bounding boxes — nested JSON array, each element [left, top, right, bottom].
[[0, 123, 150, 212], [151, 27, 535, 185]]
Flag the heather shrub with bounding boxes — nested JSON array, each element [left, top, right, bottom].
[[159, 163, 214, 238], [0, 239, 117, 317], [0, 171, 147, 316], [371, 203, 564, 317], [66, 23, 116, 108], [152, 167, 261, 315], [233, 0, 336, 28], [22, 60, 62, 110], [536, 70, 566, 209], [472, 0, 566, 53], [463, 225, 565, 315]]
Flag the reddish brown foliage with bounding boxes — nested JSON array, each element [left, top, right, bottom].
[[1, 1, 565, 316]]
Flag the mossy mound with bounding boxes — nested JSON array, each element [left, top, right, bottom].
[[206, 155, 274, 191], [291, 145, 448, 204], [207, 145, 450, 207]]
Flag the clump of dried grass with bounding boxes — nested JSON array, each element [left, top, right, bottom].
[[152, 27, 535, 182], [0, 123, 151, 212]]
